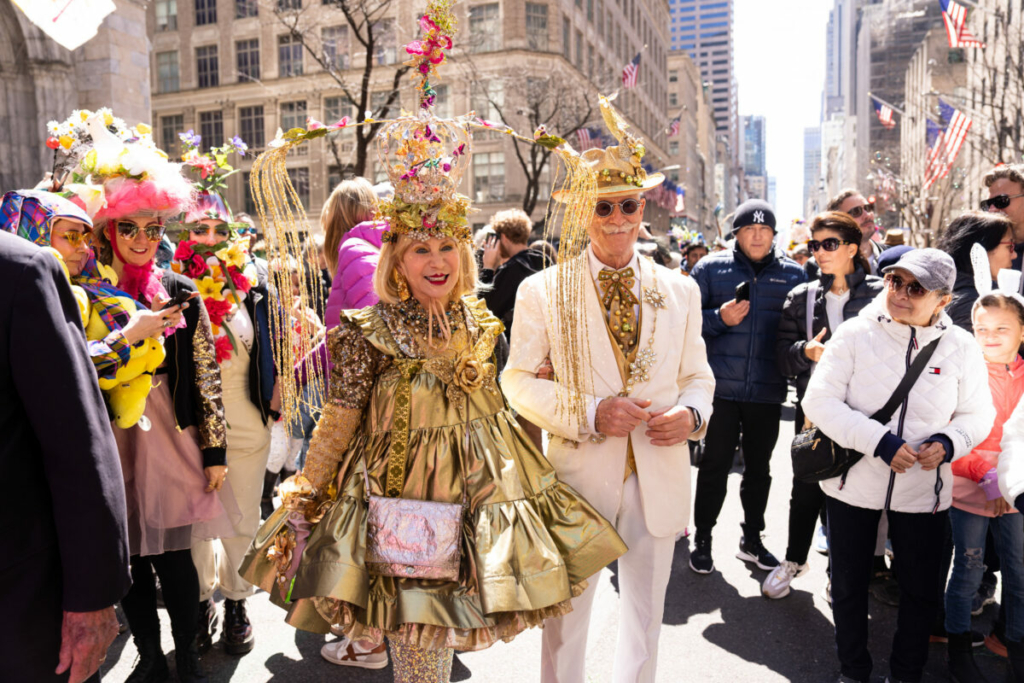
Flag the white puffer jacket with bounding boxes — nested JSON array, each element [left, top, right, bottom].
[[803, 296, 994, 513], [999, 399, 1024, 506]]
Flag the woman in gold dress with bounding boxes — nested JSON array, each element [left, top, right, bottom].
[[243, 219, 626, 681]]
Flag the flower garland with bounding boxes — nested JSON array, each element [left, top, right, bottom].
[[179, 131, 248, 196], [171, 238, 258, 364]]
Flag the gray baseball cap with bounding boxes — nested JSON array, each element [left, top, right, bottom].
[[880, 247, 956, 292]]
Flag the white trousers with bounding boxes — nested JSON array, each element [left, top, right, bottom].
[[191, 435, 271, 602], [541, 475, 676, 683]]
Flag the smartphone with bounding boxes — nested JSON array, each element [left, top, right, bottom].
[[160, 290, 198, 311], [735, 281, 750, 302]]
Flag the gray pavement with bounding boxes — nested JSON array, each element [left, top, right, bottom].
[[101, 398, 1008, 682]]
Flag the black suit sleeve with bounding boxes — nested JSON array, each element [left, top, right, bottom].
[[10, 251, 131, 612]]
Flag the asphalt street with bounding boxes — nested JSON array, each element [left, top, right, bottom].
[[101, 397, 1008, 682]]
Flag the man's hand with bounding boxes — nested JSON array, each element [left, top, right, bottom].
[[917, 441, 946, 471], [988, 497, 1012, 517], [890, 443, 918, 474], [720, 298, 750, 327], [204, 465, 229, 493], [482, 235, 502, 270], [645, 406, 695, 446], [56, 607, 119, 683], [595, 397, 652, 438], [804, 328, 827, 362]]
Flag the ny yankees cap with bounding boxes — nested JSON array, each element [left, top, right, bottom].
[[881, 247, 956, 292], [733, 199, 777, 233]]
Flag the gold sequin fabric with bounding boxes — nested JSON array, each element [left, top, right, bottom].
[[389, 641, 453, 683], [241, 296, 627, 651], [300, 404, 363, 493], [191, 297, 227, 450]]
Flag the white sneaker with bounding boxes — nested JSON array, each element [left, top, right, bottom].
[[813, 524, 829, 555], [321, 637, 389, 669], [761, 560, 809, 599]]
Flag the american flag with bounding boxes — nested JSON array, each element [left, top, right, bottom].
[[872, 98, 896, 130], [923, 100, 973, 190], [672, 187, 685, 216], [940, 0, 986, 49], [622, 53, 641, 89], [923, 119, 945, 191], [668, 116, 681, 137], [575, 127, 601, 151]]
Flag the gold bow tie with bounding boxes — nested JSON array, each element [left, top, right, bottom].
[[598, 267, 640, 309]]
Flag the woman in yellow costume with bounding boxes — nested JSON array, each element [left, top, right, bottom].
[[241, 3, 625, 680]]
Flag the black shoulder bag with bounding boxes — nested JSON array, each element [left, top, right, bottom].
[[792, 337, 941, 484]]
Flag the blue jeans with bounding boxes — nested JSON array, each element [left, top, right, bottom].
[[945, 507, 1024, 641]]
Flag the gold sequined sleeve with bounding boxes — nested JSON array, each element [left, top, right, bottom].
[[300, 317, 386, 492], [191, 295, 227, 457]]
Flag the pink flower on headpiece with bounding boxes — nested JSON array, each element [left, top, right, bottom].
[[419, 63, 431, 75], [329, 116, 350, 130], [306, 117, 325, 130], [186, 154, 217, 180]]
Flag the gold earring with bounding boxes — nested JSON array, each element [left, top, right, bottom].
[[395, 271, 410, 301]]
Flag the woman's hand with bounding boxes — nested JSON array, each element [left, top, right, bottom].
[[917, 441, 946, 471], [204, 465, 228, 493], [987, 497, 1011, 517], [890, 443, 918, 474], [536, 357, 554, 381], [804, 328, 827, 362], [122, 295, 189, 345]]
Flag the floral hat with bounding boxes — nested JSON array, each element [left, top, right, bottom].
[[178, 131, 248, 228]]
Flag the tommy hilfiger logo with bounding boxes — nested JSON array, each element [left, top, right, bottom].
[[928, 367, 941, 375]]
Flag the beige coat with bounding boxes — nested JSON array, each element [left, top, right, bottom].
[[502, 254, 715, 538]]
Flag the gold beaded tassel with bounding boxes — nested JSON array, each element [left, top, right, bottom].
[[542, 148, 598, 430], [249, 140, 328, 434]]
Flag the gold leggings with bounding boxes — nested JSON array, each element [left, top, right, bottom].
[[388, 640, 454, 683]]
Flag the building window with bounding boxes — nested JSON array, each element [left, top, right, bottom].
[[669, 69, 678, 83], [322, 26, 349, 71], [669, 92, 678, 106], [372, 19, 396, 65], [474, 152, 505, 202], [575, 30, 583, 69], [156, 0, 177, 31], [156, 51, 179, 93], [160, 115, 184, 158], [236, 39, 260, 82], [239, 106, 265, 151], [562, 17, 571, 61], [236, 0, 257, 17], [278, 0, 300, 9], [196, 45, 219, 88], [586, 0, 593, 22], [195, 0, 216, 25], [287, 167, 310, 207], [669, 140, 679, 155], [327, 167, 343, 193], [199, 111, 224, 151], [469, 4, 500, 53], [471, 80, 503, 122], [588, 44, 594, 77], [433, 84, 452, 119], [243, 171, 258, 215], [526, 3, 548, 51], [323, 96, 353, 134], [279, 34, 303, 77], [280, 101, 307, 131]]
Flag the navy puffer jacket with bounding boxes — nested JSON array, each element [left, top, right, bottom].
[[691, 245, 807, 404]]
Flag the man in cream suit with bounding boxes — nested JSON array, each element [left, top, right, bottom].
[[502, 98, 715, 683]]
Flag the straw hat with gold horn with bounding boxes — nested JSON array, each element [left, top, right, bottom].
[[555, 94, 664, 201]]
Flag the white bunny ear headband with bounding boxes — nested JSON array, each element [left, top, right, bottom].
[[971, 242, 1024, 313]]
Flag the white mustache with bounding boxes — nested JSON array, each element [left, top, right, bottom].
[[597, 225, 633, 235]]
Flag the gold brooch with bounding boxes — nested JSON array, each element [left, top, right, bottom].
[[643, 286, 666, 309]]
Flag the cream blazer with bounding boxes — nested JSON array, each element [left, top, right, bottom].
[[502, 255, 715, 538]]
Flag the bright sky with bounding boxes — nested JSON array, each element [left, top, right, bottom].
[[733, 0, 832, 222]]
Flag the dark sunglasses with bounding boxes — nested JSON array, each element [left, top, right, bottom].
[[595, 199, 641, 218], [845, 203, 875, 219], [885, 273, 930, 299], [980, 193, 1024, 211], [116, 220, 165, 243], [808, 237, 854, 253], [61, 230, 93, 248], [189, 225, 232, 240]]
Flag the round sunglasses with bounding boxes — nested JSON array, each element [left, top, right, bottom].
[[884, 273, 930, 299], [595, 199, 641, 218], [116, 220, 166, 243], [980, 193, 1024, 212], [808, 237, 854, 253]]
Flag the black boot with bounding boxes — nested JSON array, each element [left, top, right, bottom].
[[948, 631, 989, 683], [195, 599, 217, 655], [260, 470, 278, 520], [1007, 637, 1024, 683], [222, 598, 255, 655], [126, 634, 170, 683], [174, 637, 208, 683]]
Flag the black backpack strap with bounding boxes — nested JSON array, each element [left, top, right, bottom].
[[869, 337, 941, 424]]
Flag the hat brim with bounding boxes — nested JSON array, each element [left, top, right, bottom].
[[552, 172, 665, 203], [880, 262, 947, 292]]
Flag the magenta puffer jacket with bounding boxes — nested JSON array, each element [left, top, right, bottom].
[[324, 221, 387, 329]]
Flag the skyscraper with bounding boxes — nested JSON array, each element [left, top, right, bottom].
[[803, 126, 821, 215], [742, 115, 766, 177], [669, 0, 736, 146]]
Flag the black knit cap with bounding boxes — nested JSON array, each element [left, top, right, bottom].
[[732, 199, 777, 233]]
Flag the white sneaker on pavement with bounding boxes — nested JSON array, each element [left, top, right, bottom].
[[813, 524, 829, 555], [761, 560, 809, 599], [321, 637, 389, 669]]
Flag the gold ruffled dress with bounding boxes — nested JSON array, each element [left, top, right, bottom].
[[241, 296, 626, 651]]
